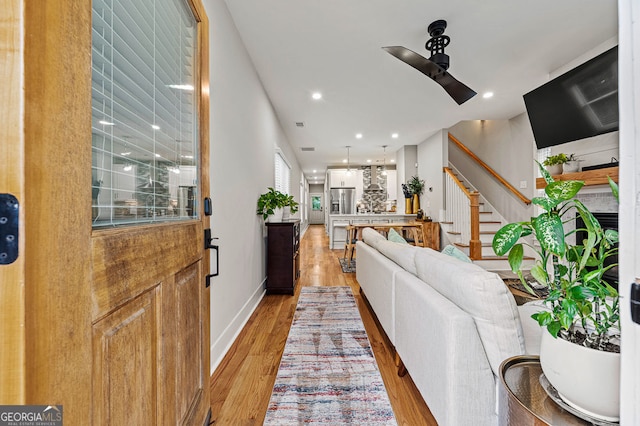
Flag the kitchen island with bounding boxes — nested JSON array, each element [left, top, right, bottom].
[[328, 213, 417, 249]]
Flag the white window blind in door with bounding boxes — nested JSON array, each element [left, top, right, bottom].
[[275, 152, 290, 195], [91, 0, 199, 227]]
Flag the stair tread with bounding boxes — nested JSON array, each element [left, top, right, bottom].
[[454, 242, 492, 248], [474, 255, 535, 261]]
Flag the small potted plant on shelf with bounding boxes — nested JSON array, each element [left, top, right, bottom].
[[492, 162, 620, 421], [542, 153, 569, 175], [257, 188, 299, 222], [563, 153, 581, 173], [407, 176, 425, 214]]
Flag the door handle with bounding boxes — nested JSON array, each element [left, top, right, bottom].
[[204, 228, 219, 287]]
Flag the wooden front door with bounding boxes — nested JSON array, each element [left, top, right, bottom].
[[0, 1, 210, 424]]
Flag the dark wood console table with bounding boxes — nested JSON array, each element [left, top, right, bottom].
[[499, 356, 590, 425], [265, 220, 300, 295]]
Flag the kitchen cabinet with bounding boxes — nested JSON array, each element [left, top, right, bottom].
[[266, 220, 300, 294], [385, 170, 397, 201], [329, 169, 359, 188], [355, 170, 364, 202]]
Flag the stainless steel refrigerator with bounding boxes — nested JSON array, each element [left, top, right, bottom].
[[329, 188, 356, 214]]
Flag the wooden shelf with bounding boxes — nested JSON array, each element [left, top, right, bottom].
[[536, 166, 618, 189]]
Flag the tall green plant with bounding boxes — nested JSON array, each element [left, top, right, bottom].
[[492, 162, 619, 351]]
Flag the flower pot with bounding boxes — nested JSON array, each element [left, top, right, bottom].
[[545, 164, 563, 175], [540, 331, 620, 422], [267, 207, 284, 223], [412, 194, 420, 214], [563, 160, 580, 173], [282, 206, 291, 220], [405, 198, 412, 214]]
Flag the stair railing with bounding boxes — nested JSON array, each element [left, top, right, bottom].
[[444, 167, 482, 260], [448, 133, 531, 205]]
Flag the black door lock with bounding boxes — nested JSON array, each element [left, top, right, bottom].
[[0, 194, 19, 265], [631, 281, 640, 325]]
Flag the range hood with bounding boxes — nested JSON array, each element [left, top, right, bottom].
[[365, 166, 384, 191]]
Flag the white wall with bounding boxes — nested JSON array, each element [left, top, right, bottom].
[[448, 116, 536, 224], [206, 0, 304, 373], [416, 131, 447, 218]]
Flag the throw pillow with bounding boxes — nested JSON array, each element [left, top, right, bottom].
[[387, 228, 408, 244], [441, 244, 472, 263]]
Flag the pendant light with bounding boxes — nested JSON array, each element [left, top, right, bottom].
[[381, 145, 388, 176], [346, 146, 352, 176]]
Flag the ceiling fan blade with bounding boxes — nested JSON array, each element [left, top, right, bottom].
[[382, 46, 477, 105]]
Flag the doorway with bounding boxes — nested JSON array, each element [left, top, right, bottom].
[[310, 193, 324, 224]]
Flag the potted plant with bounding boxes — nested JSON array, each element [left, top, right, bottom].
[[563, 153, 581, 173], [542, 153, 569, 175], [492, 162, 620, 421], [407, 176, 425, 214], [257, 188, 299, 222]]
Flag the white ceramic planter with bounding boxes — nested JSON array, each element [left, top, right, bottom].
[[563, 161, 580, 173], [540, 331, 620, 422], [267, 207, 284, 222], [545, 164, 563, 175]]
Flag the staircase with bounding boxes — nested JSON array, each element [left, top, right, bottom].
[[442, 166, 534, 272]]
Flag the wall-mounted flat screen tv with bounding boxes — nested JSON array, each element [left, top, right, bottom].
[[523, 46, 618, 149]]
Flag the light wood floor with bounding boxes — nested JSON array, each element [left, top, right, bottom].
[[209, 224, 437, 425]]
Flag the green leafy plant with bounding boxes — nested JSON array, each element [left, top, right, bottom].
[[492, 162, 619, 352], [407, 176, 425, 196], [543, 153, 569, 166], [256, 188, 299, 220]]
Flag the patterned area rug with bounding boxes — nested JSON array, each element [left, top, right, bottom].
[[264, 286, 397, 425], [338, 257, 356, 273]]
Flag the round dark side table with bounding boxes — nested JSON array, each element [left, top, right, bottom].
[[499, 355, 592, 425]]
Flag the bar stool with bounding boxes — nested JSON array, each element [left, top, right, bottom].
[[343, 225, 357, 262], [331, 220, 350, 250]]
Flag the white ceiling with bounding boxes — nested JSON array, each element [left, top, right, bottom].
[[223, 0, 618, 183]]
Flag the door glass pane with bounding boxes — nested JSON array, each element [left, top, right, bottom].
[[311, 196, 321, 211], [91, 0, 198, 227]]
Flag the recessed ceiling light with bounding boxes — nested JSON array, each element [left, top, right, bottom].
[[313, 169, 317, 173], [99, 120, 115, 126], [483, 92, 494, 99], [312, 92, 322, 100], [121, 151, 131, 156], [366, 159, 372, 163], [390, 159, 395, 163], [391, 133, 399, 139], [155, 154, 161, 158], [342, 159, 348, 163], [355, 133, 363, 139], [152, 124, 160, 130]]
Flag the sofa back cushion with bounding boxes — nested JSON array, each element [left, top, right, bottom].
[[362, 227, 418, 276], [362, 227, 386, 249], [414, 248, 525, 375]]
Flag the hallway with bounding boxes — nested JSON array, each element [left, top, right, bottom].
[[209, 224, 436, 424]]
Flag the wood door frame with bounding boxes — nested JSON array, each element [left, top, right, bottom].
[[0, 0, 210, 423]]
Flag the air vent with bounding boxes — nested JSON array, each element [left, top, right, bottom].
[[300, 147, 315, 152], [295, 122, 305, 127]]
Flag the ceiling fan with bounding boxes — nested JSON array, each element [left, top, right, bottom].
[[383, 20, 477, 105]]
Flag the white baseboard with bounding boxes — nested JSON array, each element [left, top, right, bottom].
[[210, 280, 266, 375]]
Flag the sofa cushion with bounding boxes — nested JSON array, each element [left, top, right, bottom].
[[375, 239, 418, 276], [414, 248, 525, 375], [362, 227, 386, 250], [441, 244, 472, 263], [388, 228, 408, 244]]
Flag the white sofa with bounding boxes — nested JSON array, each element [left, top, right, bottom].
[[356, 227, 541, 426]]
